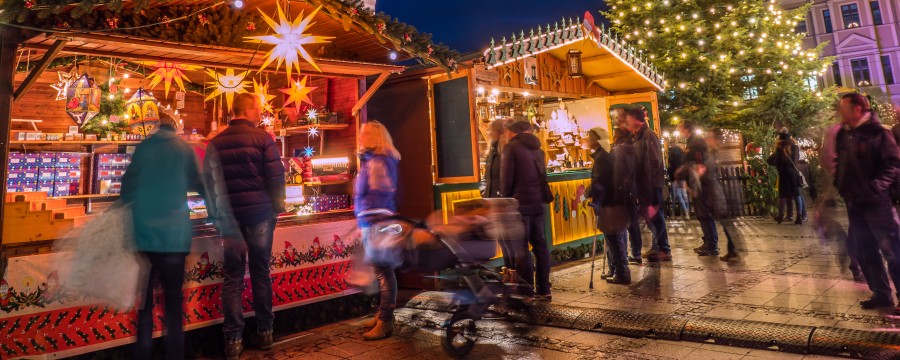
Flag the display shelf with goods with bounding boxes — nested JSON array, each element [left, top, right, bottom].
[[0, 1, 429, 357]]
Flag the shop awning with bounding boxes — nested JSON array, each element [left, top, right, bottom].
[[481, 12, 665, 93], [21, 32, 405, 78]]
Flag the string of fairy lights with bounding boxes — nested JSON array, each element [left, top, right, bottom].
[[606, 0, 827, 92]]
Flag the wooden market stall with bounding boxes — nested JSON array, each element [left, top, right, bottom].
[[370, 12, 665, 253], [0, 0, 457, 357]]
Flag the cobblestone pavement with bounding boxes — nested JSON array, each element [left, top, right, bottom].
[[240, 216, 898, 359]]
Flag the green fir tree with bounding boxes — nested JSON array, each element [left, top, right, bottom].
[[604, 0, 834, 132]]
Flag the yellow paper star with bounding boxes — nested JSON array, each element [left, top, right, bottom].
[[205, 68, 250, 108], [280, 75, 316, 109], [253, 79, 276, 114], [245, 4, 334, 79], [145, 62, 200, 98]]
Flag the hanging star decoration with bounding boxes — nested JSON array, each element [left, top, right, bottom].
[[146, 62, 199, 99], [50, 68, 78, 101], [307, 126, 319, 138], [260, 115, 274, 127], [303, 146, 316, 157], [253, 79, 276, 114], [281, 75, 316, 108], [245, 4, 334, 79], [306, 108, 318, 121], [205, 68, 250, 108]]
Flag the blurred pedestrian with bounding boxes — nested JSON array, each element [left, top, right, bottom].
[[586, 128, 633, 284], [678, 158, 742, 261], [679, 120, 708, 165], [482, 118, 516, 270], [613, 124, 643, 265], [122, 114, 206, 360], [209, 93, 286, 359], [501, 119, 553, 301], [355, 121, 402, 340], [835, 93, 900, 312], [768, 128, 806, 224], [668, 143, 690, 220], [625, 108, 671, 262]]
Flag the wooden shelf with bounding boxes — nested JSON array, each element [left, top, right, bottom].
[[281, 124, 349, 134], [11, 141, 140, 146], [302, 180, 351, 186], [53, 194, 120, 199]]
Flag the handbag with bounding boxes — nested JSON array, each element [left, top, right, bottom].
[[788, 157, 810, 189], [53, 202, 149, 310]]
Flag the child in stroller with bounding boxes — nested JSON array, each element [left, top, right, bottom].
[[361, 198, 532, 357]]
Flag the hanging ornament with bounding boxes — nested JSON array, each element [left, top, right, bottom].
[[50, 68, 77, 101], [427, 45, 434, 56], [145, 62, 199, 99], [281, 75, 316, 109], [347, 8, 359, 17], [245, 4, 334, 79], [246, 21, 256, 31], [54, 21, 70, 29], [306, 108, 318, 122], [403, 33, 412, 43], [260, 114, 274, 127], [64, 73, 102, 126], [159, 15, 170, 27], [204, 68, 250, 109], [106, 17, 119, 29], [377, 23, 386, 34], [24, 0, 35, 9], [125, 88, 160, 136], [307, 126, 319, 138], [303, 146, 316, 158], [198, 13, 210, 26], [253, 79, 276, 114]]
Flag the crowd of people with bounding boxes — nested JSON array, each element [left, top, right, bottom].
[[116, 90, 900, 359]]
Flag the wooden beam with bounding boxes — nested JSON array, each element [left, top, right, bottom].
[[588, 71, 635, 82], [581, 53, 614, 62], [0, 26, 22, 250], [352, 71, 392, 117], [14, 39, 66, 101]]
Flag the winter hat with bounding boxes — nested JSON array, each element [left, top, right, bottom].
[[589, 127, 611, 153], [506, 119, 533, 134]]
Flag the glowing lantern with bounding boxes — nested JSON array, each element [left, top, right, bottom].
[[64, 73, 102, 125], [126, 88, 161, 137]]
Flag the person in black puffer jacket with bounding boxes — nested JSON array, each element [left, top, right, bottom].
[[835, 93, 900, 313], [207, 93, 285, 359], [501, 119, 552, 301]]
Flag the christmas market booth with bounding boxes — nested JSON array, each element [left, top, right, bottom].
[[369, 12, 664, 257], [0, 0, 457, 357]]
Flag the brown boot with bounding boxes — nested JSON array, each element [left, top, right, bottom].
[[225, 339, 243, 360], [362, 318, 394, 341], [361, 316, 378, 329]]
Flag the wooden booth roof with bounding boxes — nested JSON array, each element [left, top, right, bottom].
[[481, 12, 665, 93]]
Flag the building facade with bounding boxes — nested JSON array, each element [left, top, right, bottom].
[[782, 0, 900, 104]]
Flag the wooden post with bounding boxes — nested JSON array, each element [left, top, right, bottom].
[[0, 26, 21, 248]]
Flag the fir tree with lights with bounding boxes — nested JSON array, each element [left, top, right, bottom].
[[604, 0, 834, 130]]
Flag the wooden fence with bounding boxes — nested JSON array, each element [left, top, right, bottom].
[[664, 165, 767, 218]]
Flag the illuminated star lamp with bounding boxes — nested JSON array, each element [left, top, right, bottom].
[[307, 126, 319, 138], [253, 79, 276, 114], [51, 67, 78, 101], [303, 146, 316, 157], [205, 68, 250, 108], [145, 62, 200, 99], [125, 88, 161, 137], [306, 108, 318, 122], [64, 73, 102, 126], [245, 4, 334, 79], [281, 75, 316, 109]]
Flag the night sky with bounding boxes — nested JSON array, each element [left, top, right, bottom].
[[376, 0, 608, 54]]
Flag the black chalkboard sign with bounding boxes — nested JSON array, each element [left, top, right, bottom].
[[433, 77, 474, 178]]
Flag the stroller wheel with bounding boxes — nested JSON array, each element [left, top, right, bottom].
[[442, 309, 478, 358]]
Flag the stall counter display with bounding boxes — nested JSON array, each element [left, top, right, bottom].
[[94, 153, 132, 195]]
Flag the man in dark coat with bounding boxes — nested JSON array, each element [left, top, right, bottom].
[[835, 93, 900, 312], [613, 126, 643, 264], [208, 93, 285, 358], [625, 107, 671, 262], [586, 127, 632, 284], [677, 158, 742, 260], [501, 119, 552, 300]]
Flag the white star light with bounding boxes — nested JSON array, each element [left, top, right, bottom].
[[306, 108, 318, 120], [303, 146, 316, 157], [307, 126, 319, 138], [245, 4, 334, 79], [260, 115, 274, 127]]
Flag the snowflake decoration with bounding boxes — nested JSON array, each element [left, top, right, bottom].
[[307, 126, 319, 138], [306, 108, 318, 121], [281, 75, 316, 108], [245, 4, 334, 79], [303, 146, 316, 157]]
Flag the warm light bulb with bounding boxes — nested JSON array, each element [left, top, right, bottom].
[[108, 94, 114, 100], [389, 51, 398, 60], [124, 88, 131, 93], [476, 86, 485, 95], [234, 0, 243, 8], [491, 89, 499, 96], [523, 92, 530, 97], [123, 73, 130, 79]]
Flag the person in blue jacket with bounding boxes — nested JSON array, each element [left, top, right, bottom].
[[121, 114, 205, 360], [354, 120, 401, 340]]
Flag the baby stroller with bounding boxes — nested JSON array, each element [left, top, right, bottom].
[[362, 198, 533, 357]]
